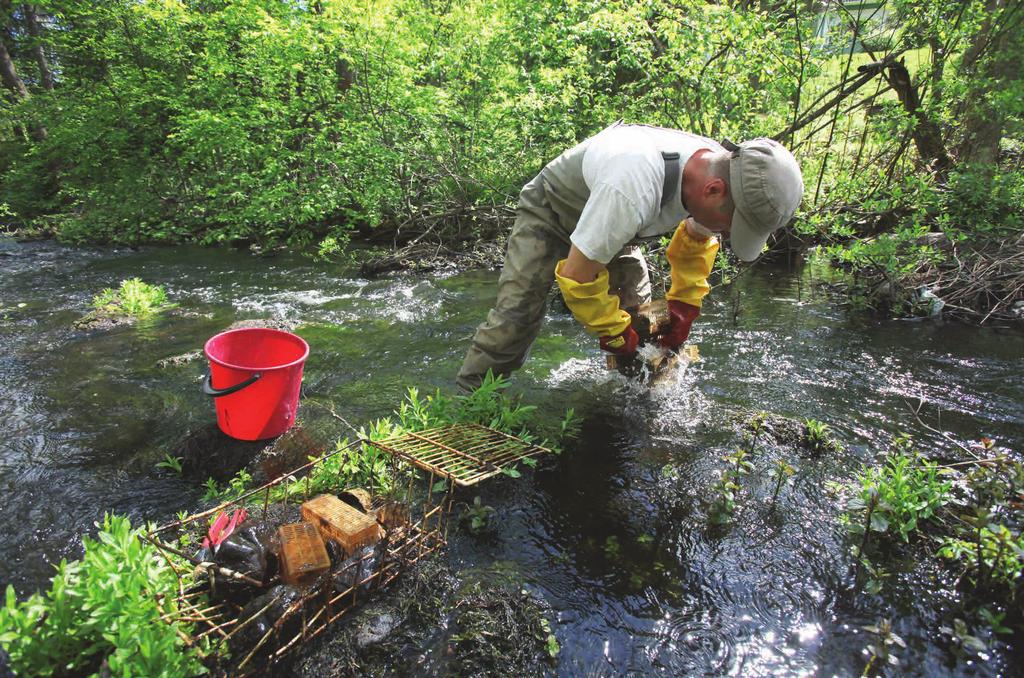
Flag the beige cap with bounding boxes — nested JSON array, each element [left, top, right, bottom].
[[724, 138, 803, 262]]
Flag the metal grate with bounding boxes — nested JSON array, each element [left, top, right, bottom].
[[367, 424, 551, 487]]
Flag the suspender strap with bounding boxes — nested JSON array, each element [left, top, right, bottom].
[[660, 151, 680, 208]]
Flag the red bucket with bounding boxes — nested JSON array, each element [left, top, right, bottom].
[[203, 328, 310, 441]]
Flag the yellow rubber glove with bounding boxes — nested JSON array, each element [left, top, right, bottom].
[[665, 221, 720, 308], [554, 259, 631, 337]]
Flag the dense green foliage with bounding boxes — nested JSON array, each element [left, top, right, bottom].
[[4, 1, 1015, 258], [0, 0, 810, 248], [844, 447, 952, 542], [0, 515, 203, 677], [1, 1, 1022, 321]]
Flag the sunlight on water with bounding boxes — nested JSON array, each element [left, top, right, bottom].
[[544, 357, 614, 388]]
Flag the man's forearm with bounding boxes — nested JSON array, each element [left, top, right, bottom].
[[558, 244, 606, 283]]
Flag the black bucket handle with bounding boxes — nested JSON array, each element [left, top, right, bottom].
[[203, 372, 261, 398]]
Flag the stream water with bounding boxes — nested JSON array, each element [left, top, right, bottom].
[[1, 237, 1022, 675]]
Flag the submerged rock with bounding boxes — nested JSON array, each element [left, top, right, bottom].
[[172, 423, 274, 483], [73, 310, 136, 331], [743, 412, 843, 456], [246, 426, 326, 486], [153, 318, 300, 368], [155, 349, 203, 368], [226, 317, 302, 332], [353, 605, 402, 648]]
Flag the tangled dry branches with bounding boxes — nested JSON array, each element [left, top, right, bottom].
[[912, 232, 1024, 324]]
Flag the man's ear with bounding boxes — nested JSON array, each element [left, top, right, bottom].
[[703, 177, 728, 201]]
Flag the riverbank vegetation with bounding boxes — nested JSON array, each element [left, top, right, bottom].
[[1, 1, 1021, 322]]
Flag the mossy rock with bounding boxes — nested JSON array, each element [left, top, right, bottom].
[[744, 412, 842, 455], [743, 412, 805, 447], [73, 308, 137, 331], [286, 559, 558, 677]]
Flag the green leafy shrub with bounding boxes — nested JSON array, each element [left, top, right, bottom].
[[462, 496, 497, 534], [708, 449, 754, 525], [845, 450, 952, 543], [939, 518, 1024, 589], [398, 372, 538, 437], [0, 515, 203, 677]]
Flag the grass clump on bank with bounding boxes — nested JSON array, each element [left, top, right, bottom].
[[0, 515, 203, 677]]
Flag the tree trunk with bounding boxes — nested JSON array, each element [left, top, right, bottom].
[[23, 4, 53, 91], [884, 60, 950, 177], [956, 0, 1023, 165], [0, 32, 29, 99], [1, 15, 46, 140]]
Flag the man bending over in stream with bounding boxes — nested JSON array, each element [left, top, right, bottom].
[[456, 122, 803, 392]]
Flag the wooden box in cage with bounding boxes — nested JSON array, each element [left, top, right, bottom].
[[278, 522, 330, 587], [301, 493, 381, 553]]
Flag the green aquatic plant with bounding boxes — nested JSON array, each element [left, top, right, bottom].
[[861, 618, 906, 673], [462, 496, 497, 534], [558, 407, 580, 442], [202, 476, 220, 502], [978, 607, 1014, 636], [399, 373, 577, 452], [155, 454, 183, 474], [399, 372, 538, 438], [938, 516, 1024, 590], [0, 515, 203, 677], [747, 411, 768, 450], [803, 418, 842, 454], [268, 429, 396, 505], [92, 278, 173, 318], [709, 449, 754, 525], [540, 618, 560, 658], [938, 618, 988, 659], [769, 459, 796, 510]]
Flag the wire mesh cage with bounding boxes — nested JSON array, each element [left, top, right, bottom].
[[146, 438, 454, 675]]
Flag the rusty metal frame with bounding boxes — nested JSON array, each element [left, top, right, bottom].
[[367, 424, 551, 486]]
